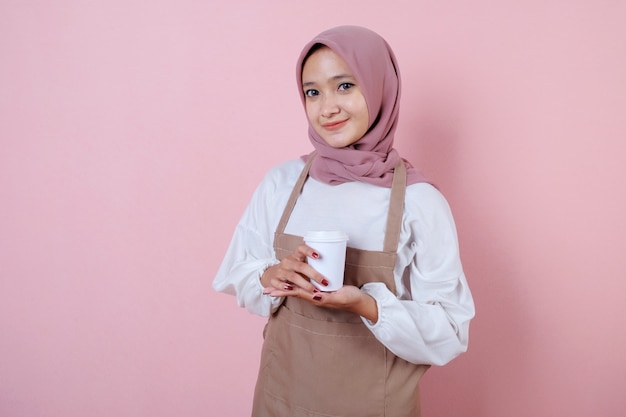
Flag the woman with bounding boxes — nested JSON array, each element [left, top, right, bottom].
[[214, 25, 474, 417]]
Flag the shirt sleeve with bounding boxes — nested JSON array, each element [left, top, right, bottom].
[[361, 184, 475, 366], [212, 163, 300, 316]]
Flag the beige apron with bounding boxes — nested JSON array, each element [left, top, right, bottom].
[[252, 156, 429, 417]]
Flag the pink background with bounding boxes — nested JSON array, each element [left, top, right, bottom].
[[1, 1, 625, 416]]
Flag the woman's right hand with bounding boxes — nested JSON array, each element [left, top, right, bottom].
[[261, 244, 329, 297]]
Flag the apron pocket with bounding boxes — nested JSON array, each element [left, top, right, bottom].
[[262, 305, 386, 417]]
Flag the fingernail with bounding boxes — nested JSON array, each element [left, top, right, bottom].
[[313, 288, 320, 293], [283, 284, 294, 291], [263, 288, 271, 295], [313, 294, 322, 301], [311, 252, 320, 259], [321, 279, 329, 286]]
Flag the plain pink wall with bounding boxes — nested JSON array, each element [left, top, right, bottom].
[[1, 1, 625, 416]]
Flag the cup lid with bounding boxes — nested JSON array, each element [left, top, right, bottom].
[[304, 230, 349, 243]]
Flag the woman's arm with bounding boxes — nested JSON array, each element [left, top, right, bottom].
[[213, 161, 304, 316], [361, 184, 475, 366]]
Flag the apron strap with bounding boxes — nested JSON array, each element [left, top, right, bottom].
[[275, 152, 317, 235], [383, 161, 407, 253], [275, 153, 407, 255]]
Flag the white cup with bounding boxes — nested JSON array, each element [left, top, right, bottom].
[[304, 230, 349, 292]]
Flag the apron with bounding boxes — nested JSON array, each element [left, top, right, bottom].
[[252, 156, 429, 417]]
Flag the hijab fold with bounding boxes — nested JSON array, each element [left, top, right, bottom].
[[296, 25, 427, 187]]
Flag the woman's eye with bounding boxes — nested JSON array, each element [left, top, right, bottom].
[[338, 82, 355, 91], [304, 89, 319, 97]]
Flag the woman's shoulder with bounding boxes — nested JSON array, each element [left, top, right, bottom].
[[265, 158, 305, 178], [255, 159, 305, 195], [406, 181, 441, 197], [405, 182, 454, 216], [261, 159, 305, 185]]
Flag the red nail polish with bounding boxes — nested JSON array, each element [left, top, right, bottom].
[[313, 294, 322, 301], [321, 279, 329, 286], [312, 252, 319, 259], [283, 284, 294, 291]]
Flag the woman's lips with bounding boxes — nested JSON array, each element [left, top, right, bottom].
[[321, 119, 348, 131]]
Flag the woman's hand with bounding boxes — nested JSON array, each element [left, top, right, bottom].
[[261, 244, 378, 323], [311, 286, 379, 323], [261, 243, 326, 294]]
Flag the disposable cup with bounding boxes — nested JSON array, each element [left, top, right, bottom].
[[304, 230, 349, 292]]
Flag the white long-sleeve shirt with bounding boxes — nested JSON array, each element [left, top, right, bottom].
[[213, 159, 475, 366]]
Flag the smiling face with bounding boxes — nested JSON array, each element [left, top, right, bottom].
[[301, 46, 370, 148]]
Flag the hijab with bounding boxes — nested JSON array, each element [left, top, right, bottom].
[[297, 25, 427, 187]]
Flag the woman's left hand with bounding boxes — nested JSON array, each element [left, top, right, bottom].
[[264, 284, 379, 323]]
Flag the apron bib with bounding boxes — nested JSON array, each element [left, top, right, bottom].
[[252, 156, 428, 417]]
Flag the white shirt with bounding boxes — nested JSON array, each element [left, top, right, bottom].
[[213, 159, 475, 366]]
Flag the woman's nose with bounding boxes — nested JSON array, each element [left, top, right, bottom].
[[321, 95, 340, 118]]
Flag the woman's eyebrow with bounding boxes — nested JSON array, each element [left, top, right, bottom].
[[330, 74, 354, 80], [302, 74, 355, 87]]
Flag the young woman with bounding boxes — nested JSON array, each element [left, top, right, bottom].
[[214, 25, 475, 417]]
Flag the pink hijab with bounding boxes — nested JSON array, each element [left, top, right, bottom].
[[297, 25, 427, 187]]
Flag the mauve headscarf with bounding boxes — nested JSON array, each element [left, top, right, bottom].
[[297, 25, 427, 187]]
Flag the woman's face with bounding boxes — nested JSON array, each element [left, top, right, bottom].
[[301, 46, 369, 148]]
